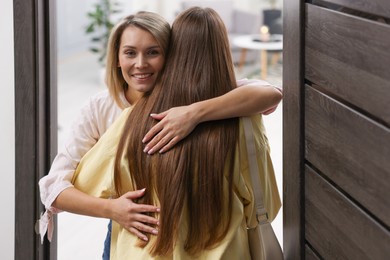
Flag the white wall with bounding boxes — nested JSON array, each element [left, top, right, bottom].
[[57, 0, 95, 58], [57, 0, 284, 58], [57, 0, 135, 59], [150, 0, 282, 21], [0, 0, 15, 259], [152, 0, 284, 22]]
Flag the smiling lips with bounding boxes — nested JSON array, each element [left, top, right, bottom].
[[132, 73, 153, 80]]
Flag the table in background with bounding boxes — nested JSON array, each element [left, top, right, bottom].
[[233, 34, 283, 79]]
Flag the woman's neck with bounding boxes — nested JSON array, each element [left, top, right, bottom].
[[125, 88, 143, 105]]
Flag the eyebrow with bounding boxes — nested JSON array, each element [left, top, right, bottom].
[[122, 45, 161, 49]]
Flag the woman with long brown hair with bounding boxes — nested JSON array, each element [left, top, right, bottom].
[[39, 10, 281, 253], [117, 6, 247, 256], [70, 7, 282, 259]]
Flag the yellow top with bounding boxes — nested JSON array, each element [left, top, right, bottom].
[[72, 108, 281, 260]]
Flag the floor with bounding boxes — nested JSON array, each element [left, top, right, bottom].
[[56, 51, 283, 260]]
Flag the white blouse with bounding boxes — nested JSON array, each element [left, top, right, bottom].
[[37, 78, 271, 242], [38, 89, 129, 242]]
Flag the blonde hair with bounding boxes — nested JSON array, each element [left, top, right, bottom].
[[105, 12, 170, 108], [115, 7, 238, 256]]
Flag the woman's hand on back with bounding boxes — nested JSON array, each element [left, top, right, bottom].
[[142, 106, 198, 154], [109, 188, 160, 241]]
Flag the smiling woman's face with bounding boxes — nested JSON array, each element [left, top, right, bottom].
[[118, 25, 165, 104]]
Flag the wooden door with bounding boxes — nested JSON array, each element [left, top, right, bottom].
[[14, 0, 57, 259], [283, 0, 390, 259]]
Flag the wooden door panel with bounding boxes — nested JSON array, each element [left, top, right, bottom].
[[312, 0, 390, 18], [285, 0, 390, 258], [305, 46, 390, 125], [306, 4, 390, 79], [305, 165, 390, 259], [305, 85, 390, 227], [305, 3, 390, 125], [305, 245, 321, 260]]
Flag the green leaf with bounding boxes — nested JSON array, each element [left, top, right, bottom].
[[87, 12, 96, 18], [85, 0, 123, 66], [85, 24, 95, 33]]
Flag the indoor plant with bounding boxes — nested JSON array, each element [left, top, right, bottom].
[[85, 0, 122, 66]]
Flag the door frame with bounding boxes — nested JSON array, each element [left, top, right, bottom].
[[14, 0, 57, 259], [283, 0, 305, 259]]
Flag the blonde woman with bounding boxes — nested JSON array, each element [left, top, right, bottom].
[[40, 10, 282, 259], [68, 7, 282, 259]]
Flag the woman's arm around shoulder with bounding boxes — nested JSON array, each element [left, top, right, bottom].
[[142, 79, 282, 154]]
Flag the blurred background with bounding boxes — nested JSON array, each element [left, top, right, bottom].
[[56, 0, 283, 259]]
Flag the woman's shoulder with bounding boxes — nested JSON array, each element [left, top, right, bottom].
[[88, 89, 123, 118], [239, 115, 268, 144], [88, 89, 116, 108], [239, 115, 263, 127], [74, 89, 124, 136]]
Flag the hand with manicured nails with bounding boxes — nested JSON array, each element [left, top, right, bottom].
[[109, 188, 160, 241], [142, 106, 197, 155]]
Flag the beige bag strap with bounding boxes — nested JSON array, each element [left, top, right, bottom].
[[243, 117, 268, 223]]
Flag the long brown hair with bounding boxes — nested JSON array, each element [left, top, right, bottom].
[[114, 7, 238, 256]]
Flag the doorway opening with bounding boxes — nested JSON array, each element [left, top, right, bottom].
[[55, 1, 283, 259]]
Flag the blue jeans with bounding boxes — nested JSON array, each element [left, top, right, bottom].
[[102, 220, 112, 260]]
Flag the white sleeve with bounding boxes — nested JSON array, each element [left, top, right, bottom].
[[37, 97, 101, 242], [236, 78, 273, 87], [39, 98, 101, 211]]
